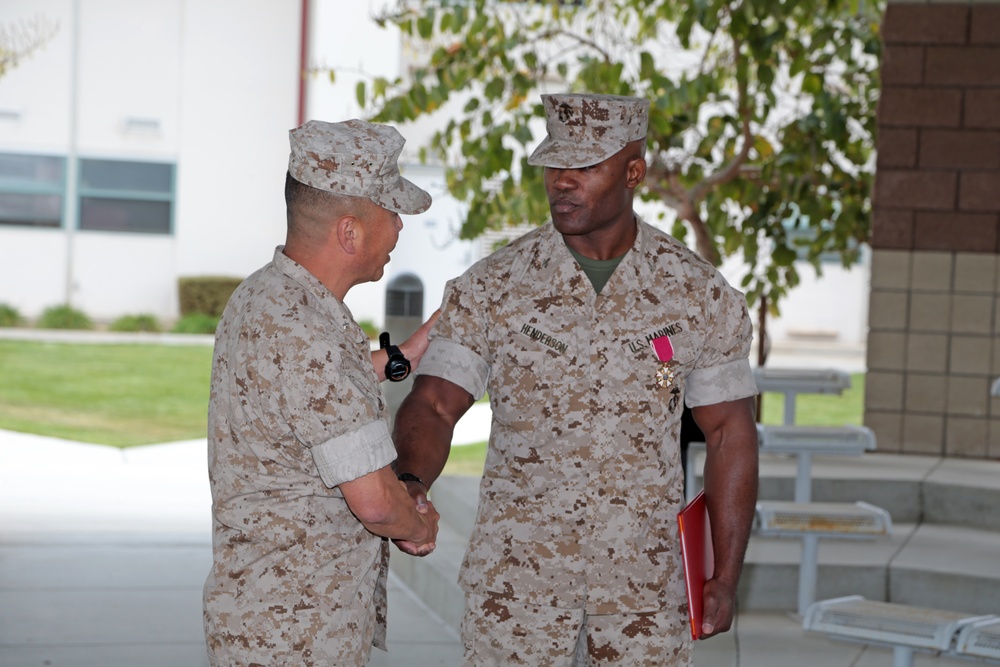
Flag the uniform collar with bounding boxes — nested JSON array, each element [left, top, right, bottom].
[[534, 215, 654, 297], [271, 245, 358, 332]]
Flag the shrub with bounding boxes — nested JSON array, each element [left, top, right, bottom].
[[0, 303, 23, 327], [38, 304, 93, 330], [357, 319, 379, 340], [109, 314, 161, 333], [171, 312, 220, 335], [178, 276, 243, 317]]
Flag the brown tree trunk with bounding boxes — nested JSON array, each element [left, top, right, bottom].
[[756, 295, 768, 423]]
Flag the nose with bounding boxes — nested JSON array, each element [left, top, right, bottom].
[[548, 168, 577, 191], [395, 214, 403, 232]]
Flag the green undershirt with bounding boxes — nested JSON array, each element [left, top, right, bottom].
[[567, 244, 627, 295]]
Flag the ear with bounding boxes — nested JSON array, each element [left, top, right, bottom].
[[336, 215, 359, 255], [626, 156, 646, 189]]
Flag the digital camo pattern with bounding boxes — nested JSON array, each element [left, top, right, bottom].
[[288, 118, 431, 215], [204, 247, 394, 667], [461, 592, 691, 666], [528, 94, 650, 169], [418, 218, 755, 660]]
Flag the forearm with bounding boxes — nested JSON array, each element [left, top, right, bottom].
[[698, 398, 759, 589], [392, 395, 454, 490], [370, 348, 389, 383], [341, 466, 437, 544], [392, 375, 473, 490], [703, 440, 757, 588]]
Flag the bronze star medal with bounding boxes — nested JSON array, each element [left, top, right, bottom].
[[651, 335, 676, 390]]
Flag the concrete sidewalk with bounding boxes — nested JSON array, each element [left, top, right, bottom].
[[0, 428, 464, 666], [1, 422, 983, 667]]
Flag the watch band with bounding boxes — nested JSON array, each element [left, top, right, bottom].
[[396, 472, 425, 486]]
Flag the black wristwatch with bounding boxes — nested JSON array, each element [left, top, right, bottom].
[[397, 472, 425, 486], [379, 332, 411, 382]]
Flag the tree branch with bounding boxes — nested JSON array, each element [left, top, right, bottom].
[[690, 36, 755, 203], [645, 157, 721, 265]]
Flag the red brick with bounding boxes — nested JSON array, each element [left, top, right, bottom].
[[871, 209, 915, 249], [875, 170, 958, 210], [919, 130, 1000, 169], [927, 47, 1000, 86], [914, 212, 998, 251], [971, 5, 1000, 45], [924, 46, 1000, 86], [878, 128, 919, 168], [883, 4, 969, 45], [959, 172, 1000, 212], [966, 89, 1000, 129], [878, 87, 962, 127], [882, 44, 924, 85]]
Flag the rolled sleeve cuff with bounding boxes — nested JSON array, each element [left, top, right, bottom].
[[313, 420, 396, 488], [415, 338, 489, 401], [685, 358, 757, 407]]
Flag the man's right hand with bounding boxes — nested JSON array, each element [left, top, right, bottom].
[[394, 496, 439, 557]]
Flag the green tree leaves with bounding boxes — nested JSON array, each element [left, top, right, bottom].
[[358, 0, 883, 316]]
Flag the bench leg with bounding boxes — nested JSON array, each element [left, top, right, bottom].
[[892, 645, 915, 667], [783, 392, 797, 425], [794, 451, 813, 503], [798, 534, 819, 616]]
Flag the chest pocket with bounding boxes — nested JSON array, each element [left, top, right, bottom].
[[496, 325, 573, 391]]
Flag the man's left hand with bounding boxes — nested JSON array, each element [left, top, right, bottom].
[[699, 577, 737, 639]]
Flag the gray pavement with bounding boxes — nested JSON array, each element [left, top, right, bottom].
[[4, 333, 978, 665], [1, 426, 979, 666]]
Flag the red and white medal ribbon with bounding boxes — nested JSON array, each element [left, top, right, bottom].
[[651, 335, 676, 389]]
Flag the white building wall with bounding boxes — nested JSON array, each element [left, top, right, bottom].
[[764, 260, 871, 347], [308, 0, 478, 326], [173, 0, 300, 282], [74, 0, 181, 157], [0, 0, 299, 322]]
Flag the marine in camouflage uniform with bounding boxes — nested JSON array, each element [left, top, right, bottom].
[[392, 94, 760, 666], [203, 119, 439, 667]]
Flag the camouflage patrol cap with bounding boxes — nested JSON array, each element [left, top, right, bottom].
[[288, 118, 431, 215], [527, 93, 650, 169]]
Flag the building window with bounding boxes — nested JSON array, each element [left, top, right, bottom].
[[0, 153, 65, 228], [78, 158, 174, 234]]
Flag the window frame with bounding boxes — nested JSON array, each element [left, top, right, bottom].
[[76, 157, 176, 235], [0, 152, 68, 230]]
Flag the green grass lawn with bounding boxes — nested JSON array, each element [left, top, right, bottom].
[[760, 373, 865, 427], [0, 338, 864, 466], [0, 340, 213, 447]]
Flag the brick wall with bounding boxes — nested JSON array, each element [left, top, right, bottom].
[[866, 1, 1000, 458]]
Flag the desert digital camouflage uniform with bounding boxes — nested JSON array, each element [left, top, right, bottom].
[[417, 217, 757, 664], [203, 247, 395, 667]]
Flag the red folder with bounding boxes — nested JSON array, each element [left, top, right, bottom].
[[677, 490, 714, 640]]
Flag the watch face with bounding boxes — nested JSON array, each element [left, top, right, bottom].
[[387, 361, 410, 381], [386, 348, 411, 381]]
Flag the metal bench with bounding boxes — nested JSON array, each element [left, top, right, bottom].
[[757, 423, 877, 502], [755, 501, 892, 615], [684, 423, 876, 504], [956, 616, 1000, 662], [753, 367, 852, 425], [803, 596, 1000, 667]]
